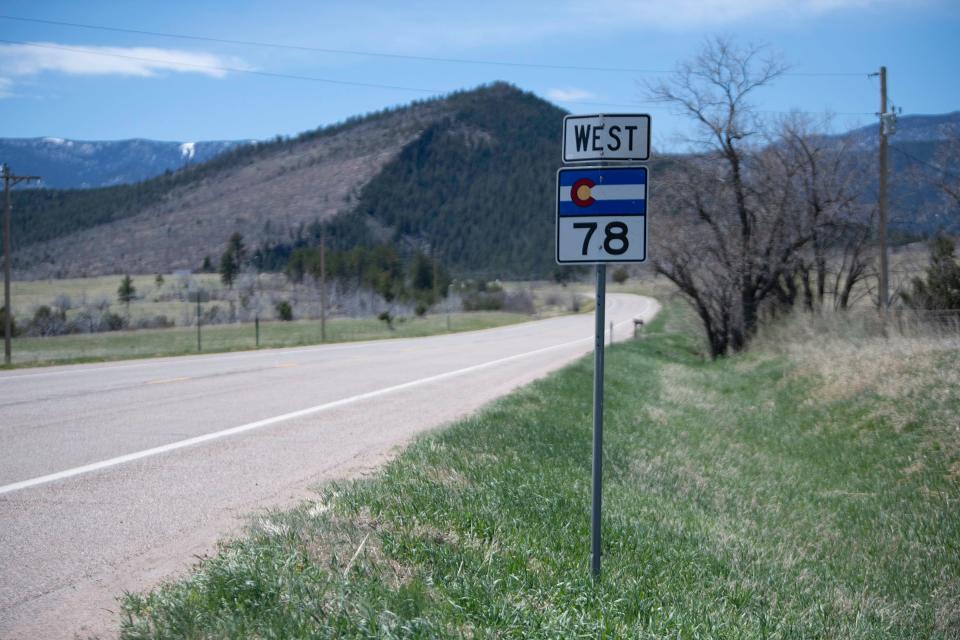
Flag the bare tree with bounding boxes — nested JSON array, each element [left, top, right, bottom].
[[649, 38, 817, 357], [776, 115, 875, 311]]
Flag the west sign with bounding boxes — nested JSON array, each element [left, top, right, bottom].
[[562, 114, 651, 163]]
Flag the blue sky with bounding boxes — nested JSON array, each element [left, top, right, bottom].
[[1, 1, 958, 150]]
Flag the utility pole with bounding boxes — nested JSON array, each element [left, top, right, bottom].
[[3, 164, 41, 365], [877, 66, 890, 312], [319, 224, 327, 342]]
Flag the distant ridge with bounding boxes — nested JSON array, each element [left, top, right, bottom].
[[0, 137, 247, 188]]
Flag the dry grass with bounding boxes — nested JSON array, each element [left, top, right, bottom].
[[755, 308, 960, 474]]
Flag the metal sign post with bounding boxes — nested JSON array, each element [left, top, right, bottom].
[[556, 113, 650, 578], [591, 262, 606, 576]]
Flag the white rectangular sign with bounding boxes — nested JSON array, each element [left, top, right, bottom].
[[562, 114, 651, 163], [556, 166, 648, 264]]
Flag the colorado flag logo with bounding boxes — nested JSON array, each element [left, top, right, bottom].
[[558, 167, 647, 217]]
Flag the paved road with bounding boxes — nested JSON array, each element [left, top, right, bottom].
[[0, 293, 658, 639]]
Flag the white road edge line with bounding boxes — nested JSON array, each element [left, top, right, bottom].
[[0, 332, 603, 496]]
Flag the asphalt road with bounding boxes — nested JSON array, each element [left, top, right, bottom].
[[0, 293, 658, 639]]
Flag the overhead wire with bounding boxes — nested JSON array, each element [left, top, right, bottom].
[[890, 145, 960, 180], [0, 14, 882, 119], [0, 39, 875, 117], [0, 39, 875, 118], [0, 14, 873, 78]]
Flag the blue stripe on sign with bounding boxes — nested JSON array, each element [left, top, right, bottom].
[[557, 167, 648, 216], [559, 200, 646, 216], [558, 167, 647, 187]]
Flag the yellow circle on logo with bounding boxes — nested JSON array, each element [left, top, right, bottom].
[[576, 184, 592, 201]]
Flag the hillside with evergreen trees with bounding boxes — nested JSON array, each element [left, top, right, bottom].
[[330, 84, 566, 277], [8, 85, 957, 281], [9, 83, 576, 280]]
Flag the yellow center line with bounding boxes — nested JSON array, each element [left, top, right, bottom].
[[273, 363, 298, 369], [146, 377, 191, 385]]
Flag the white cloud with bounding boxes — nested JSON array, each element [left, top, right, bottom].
[[0, 77, 13, 99], [546, 87, 598, 102], [0, 42, 240, 80]]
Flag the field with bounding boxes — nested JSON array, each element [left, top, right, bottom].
[[116, 302, 960, 639], [3, 275, 590, 367]]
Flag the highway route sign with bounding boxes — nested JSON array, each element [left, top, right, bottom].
[[562, 114, 651, 163], [556, 166, 647, 264]]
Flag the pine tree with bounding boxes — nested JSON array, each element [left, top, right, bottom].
[[903, 234, 960, 311], [117, 274, 136, 320], [219, 250, 239, 288], [219, 232, 246, 288]]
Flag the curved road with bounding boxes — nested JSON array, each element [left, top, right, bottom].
[[0, 293, 658, 639]]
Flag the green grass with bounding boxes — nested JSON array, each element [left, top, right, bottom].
[[4, 312, 529, 367], [117, 304, 960, 639], [4, 274, 589, 368]]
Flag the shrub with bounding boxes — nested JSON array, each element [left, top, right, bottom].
[[27, 305, 67, 337], [503, 290, 535, 314], [103, 313, 126, 331], [612, 266, 629, 284], [202, 305, 224, 324], [462, 290, 504, 311], [902, 233, 960, 313], [275, 300, 293, 321], [135, 315, 175, 330]]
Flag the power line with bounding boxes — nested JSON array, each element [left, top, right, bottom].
[[0, 15, 673, 74], [1, 39, 873, 117], [549, 95, 870, 116], [891, 145, 960, 180], [0, 13, 872, 78]]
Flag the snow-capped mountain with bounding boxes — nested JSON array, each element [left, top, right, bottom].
[[0, 137, 249, 188]]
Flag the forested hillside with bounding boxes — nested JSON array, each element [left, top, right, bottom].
[[9, 83, 571, 279], [329, 84, 565, 277], [9, 97, 448, 256], [7, 85, 957, 281]]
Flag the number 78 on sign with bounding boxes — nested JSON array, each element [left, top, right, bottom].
[[556, 166, 647, 264]]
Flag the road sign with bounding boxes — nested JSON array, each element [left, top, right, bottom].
[[556, 166, 647, 264], [562, 114, 651, 163]]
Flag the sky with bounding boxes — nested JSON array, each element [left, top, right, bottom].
[[1, 0, 958, 151]]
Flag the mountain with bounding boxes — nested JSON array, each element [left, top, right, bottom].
[[828, 112, 960, 237], [6, 88, 957, 281], [0, 137, 248, 189], [843, 111, 960, 148], [10, 83, 570, 279]]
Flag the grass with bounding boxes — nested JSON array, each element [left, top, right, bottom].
[[4, 275, 592, 368], [3, 312, 529, 367], [115, 302, 960, 639], [7, 273, 225, 321]]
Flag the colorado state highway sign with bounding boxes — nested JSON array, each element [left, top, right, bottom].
[[556, 166, 647, 264]]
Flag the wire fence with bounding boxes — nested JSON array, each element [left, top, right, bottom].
[[891, 308, 960, 337]]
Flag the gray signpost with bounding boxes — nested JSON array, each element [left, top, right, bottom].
[[557, 114, 650, 577]]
